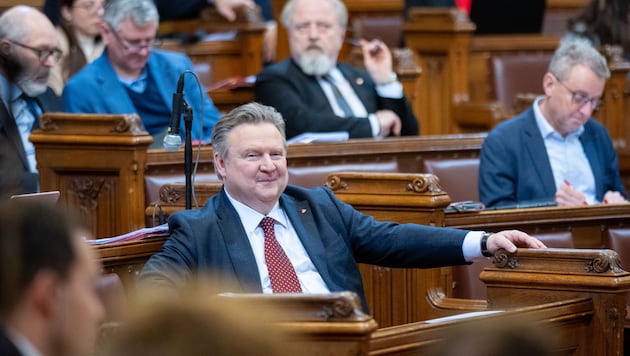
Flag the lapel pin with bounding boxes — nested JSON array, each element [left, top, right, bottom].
[[356, 77, 364, 86], [300, 208, 307, 214]]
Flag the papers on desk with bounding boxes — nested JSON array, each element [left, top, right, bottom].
[[287, 131, 349, 144], [424, 310, 503, 324], [88, 224, 170, 245]]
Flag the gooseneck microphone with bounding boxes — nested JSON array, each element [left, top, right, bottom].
[[163, 72, 186, 151]]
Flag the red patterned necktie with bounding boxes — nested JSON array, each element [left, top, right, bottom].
[[260, 216, 302, 293]]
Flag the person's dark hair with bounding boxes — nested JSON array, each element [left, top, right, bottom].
[[58, 0, 93, 79], [211, 103, 286, 180], [568, 0, 630, 56], [0, 201, 82, 318]]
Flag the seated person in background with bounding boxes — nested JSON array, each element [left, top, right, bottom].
[[153, 0, 277, 64], [47, 0, 106, 95], [567, 0, 629, 60], [254, 0, 418, 140], [0, 6, 63, 198], [63, 0, 221, 144], [479, 37, 628, 209], [0, 201, 104, 356], [138, 102, 544, 313]]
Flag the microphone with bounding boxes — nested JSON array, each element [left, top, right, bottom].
[[163, 73, 186, 151]]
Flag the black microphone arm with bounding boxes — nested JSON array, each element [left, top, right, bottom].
[[163, 72, 186, 151]]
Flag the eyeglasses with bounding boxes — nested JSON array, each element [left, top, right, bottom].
[[9, 40, 62, 63], [73, 0, 104, 13], [107, 24, 162, 53], [552, 74, 602, 111]]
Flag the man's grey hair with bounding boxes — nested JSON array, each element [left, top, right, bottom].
[[549, 36, 610, 81], [280, 0, 348, 29], [103, 0, 159, 30], [0, 6, 39, 42], [212, 103, 286, 180]]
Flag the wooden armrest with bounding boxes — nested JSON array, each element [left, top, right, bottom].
[[452, 101, 509, 130]]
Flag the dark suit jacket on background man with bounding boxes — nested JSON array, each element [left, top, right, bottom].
[[255, 58, 418, 139]]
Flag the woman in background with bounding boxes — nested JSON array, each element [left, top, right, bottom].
[[45, 0, 105, 95]]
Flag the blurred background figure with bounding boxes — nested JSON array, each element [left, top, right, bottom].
[[567, 0, 630, 59], [0, 5, 63, 198], [428, 317, 555, 356], [45, 0, 106, 95]]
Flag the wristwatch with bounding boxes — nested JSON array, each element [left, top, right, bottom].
[[480, 232, 493, 257]]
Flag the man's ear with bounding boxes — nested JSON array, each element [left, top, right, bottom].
[[0, 39, 12, 58], [542, 72, 556, 96], [214, 152, 226, 179], [30, 270, 63, 320]]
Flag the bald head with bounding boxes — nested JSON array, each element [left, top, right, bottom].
[[0, 6, 56, 43]]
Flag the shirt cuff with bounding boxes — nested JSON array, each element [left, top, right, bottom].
[[375, 80, 403, 99], [367, 113, 381, 137], [462, 231, 485, 262]]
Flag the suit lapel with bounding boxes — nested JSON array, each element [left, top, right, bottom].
[[522, 110, 556, 197], [0, 102, 29, 169], [579, 124, 602, 198], [279, 194, 340, 291], [96, 55, 137, 112], [338, 64, 372, 111], [214, 191, 263, 292]]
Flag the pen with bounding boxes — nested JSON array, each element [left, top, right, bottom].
[[344, 39, 382, 56]]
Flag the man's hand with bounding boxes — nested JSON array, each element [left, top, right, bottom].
[[486, 230, 546, 254], [376, 110, 401, 137], [603, 190, 628, 204], [214, 0, 256, 21], [359, 39, 394, 85], [555, 182, 587, 206]]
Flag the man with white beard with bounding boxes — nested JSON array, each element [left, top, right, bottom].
[[254, 0, 418, 140], [0, 6, 62, 198]]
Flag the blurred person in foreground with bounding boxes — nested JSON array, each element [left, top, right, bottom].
[[0, 201, 104, 356]]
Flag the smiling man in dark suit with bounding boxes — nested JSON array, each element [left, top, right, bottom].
[[138, 102, 544, 312], [254, 0, 418, 140], [0, 6, 63, 198]]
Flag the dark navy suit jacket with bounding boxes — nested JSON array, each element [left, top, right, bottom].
[[479, 106, 626, 208], [0, 87, 61, 198], [0, 328, 22, 356], [255, 58, 418, 139], [139, 185, 468, 311]]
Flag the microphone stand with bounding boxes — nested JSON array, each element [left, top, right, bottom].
[[183, 101, 193, 210]]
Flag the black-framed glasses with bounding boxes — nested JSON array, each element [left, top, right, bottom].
[[107, 24, 162, 53], [9, 40, 62, 63], [552, 74, 602, 111]]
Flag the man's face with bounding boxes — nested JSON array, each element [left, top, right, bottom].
[[288, 0, 344, 75], [103, 17, 158, 77], [215, 122, 289, 214], [542, 64, 606, 137], [50, 232, 105, 356], [9, 19, 59, 96]]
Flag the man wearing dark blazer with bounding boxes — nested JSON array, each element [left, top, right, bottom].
[[479, 38, 628, 209], [0, 201, 105, 356], [0, 6, 63, 198], [255, 0, 418, 140], [138, 102, 544, 312]]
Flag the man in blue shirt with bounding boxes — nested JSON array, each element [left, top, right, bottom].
[[479, 37, 628, 209], [63, 0, 220, 146]]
